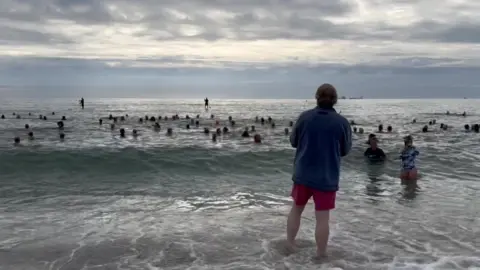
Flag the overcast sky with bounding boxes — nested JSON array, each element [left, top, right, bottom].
[[1, 0, 480, 98]]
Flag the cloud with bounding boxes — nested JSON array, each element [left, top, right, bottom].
[[1, 0, 480, 99]]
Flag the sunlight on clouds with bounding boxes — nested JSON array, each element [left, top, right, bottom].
[[1, 0, 480, 69]]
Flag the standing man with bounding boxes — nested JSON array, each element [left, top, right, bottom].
[[287, 83, 352, 258], [204, 97, 209, 110], [80, 97, 84, 109]]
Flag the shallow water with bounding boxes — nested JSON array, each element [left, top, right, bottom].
[[0, 98, 479, 270]]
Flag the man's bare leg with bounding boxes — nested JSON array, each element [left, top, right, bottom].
[[314, 210, 330, 258], [286, 202, 305, 251]]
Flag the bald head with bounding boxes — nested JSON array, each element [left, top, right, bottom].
[[315, 83, 338, 108]]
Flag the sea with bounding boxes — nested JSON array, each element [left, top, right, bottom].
[[0, 98, 479, 270]]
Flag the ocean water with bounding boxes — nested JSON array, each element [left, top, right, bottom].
[[0, 98, 479, 270]]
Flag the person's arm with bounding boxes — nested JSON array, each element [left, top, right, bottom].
[[340, 119, 352, 157], [289, 114, 303, 148], [380, 149, 387, 160]]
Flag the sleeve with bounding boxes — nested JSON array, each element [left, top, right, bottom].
[[340, 119, 352, 157], [289, 113, 304, 148]]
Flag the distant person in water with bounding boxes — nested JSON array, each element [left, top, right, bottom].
[[80, 98, 84, 109], [364, 134, 386, 163], [204, 97, 209, 109], [400, 135, 419, 184], [287, 83, 352, 258]]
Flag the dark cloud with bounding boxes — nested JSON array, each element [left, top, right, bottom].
[[0, 0, 478, 43]]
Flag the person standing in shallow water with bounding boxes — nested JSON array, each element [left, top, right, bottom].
[[204, 97, 209, 110], [80, 98, 84, 109], [287, 83, 352, 258]]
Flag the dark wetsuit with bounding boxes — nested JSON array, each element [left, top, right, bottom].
[[364, 147, 386, 163], [204, 98, 209, 109]]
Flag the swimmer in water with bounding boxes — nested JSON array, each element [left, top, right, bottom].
[[1, 114, 4, 119], [399, 135, 419, 184], [387, 125, 392, 132], [28, 132, 34, 140], [212, 133, 217, 142], [14, 137, 20, 145], [154, 122, 161, 131], [378, 124, 383, 133], [231, 120, 236, 127], [166, 128, 173, 136], [364, 134, 386, 163], [284, 128, 289, 135], [473, 124, 479, 133], [289, 121, 294, 127], [25, 124, 30, 129], [253, 134, 262, 143], [204, 127, 210, 134], [241, 127, 250, 137], [464, 124, 470, 131], [59, 133, 65, 140], [120, 128, 126, 138], [132, 129, 138, 137]]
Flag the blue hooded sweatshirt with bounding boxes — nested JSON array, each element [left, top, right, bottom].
[[290, 106, 352, 191]]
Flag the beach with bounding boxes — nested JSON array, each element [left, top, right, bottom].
[[0, 98, 479, 270]]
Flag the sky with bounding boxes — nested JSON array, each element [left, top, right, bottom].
[[1, 0, 480, 98]]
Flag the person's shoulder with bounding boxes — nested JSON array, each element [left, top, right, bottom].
[[330, 111, 349, 127]]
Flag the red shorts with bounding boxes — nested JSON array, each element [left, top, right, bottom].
[[290, 183, 336, 211]]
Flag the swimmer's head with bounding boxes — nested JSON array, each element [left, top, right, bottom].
[[204, 127, 210, 134], [261, 117, 265, 124], [350, 120, 356, 125], [271, 122, 276, 128], [289, 121, 294, 127], [212, 133, 217, 142], [16, 115, 21, 119], [254, 134, 262, 143], [251, 125, 256, 132], [28, 132, 34, 139], [57, 121, 64, 128], [353, 126, 357, 133], [404, 135, 413, 146], [186, 115, 190, 119], [39, 115, 43, 119], [195, 120, 199, 127], [167, 128, 173, 135], [215, 120, 220, 126], [359, 127, 364, 134], [59, 133, 65, 140], [52, 112, 55, 115], [154, 122, 160, 128], [387, 126, 392, 132], [132, 129, 138, 136], [211, 114, 214, 119], [145, 115, 149, 120], [139, 118, 143, 123], [315, 83, 338, 108], [186, 124, 190, 129], [1, 114, 4, 119], [231, 120, 236, 126], [113, 117, 118, 123], [43, 116, 47, 120], [196, 114, 200, 119], [378, 124, 383, 132], [465, 124, 470, 131], [422, 125, 428, 132], [120, 116, 125, 121], [109, 114, 113, 120], [473, 124, 479, 133], [223, 127, 229, 133], [228, 116, 232, 121], [62, 116, 66, 121], [110, 124, 115, 130], [25, 124, 29, 129], [14, 137, 20, 144], [284, 128, 289, 135], [412, 118, 416, 123], [429, 121, 433, 125], [120, 128, 125, 137], [216, 128, 221, 135], [158, 116, 162, 120], [367, 134, 378, 147]]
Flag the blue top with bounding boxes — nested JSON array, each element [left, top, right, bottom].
[[290, 106, 352, 191], [400, 147, 419, 170]]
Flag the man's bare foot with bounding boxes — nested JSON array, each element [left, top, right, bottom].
[[283, 241, 296, 255], [313, 251, 328, 261]]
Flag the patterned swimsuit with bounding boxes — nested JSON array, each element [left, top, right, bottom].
[[400, 147, 419, 171]]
